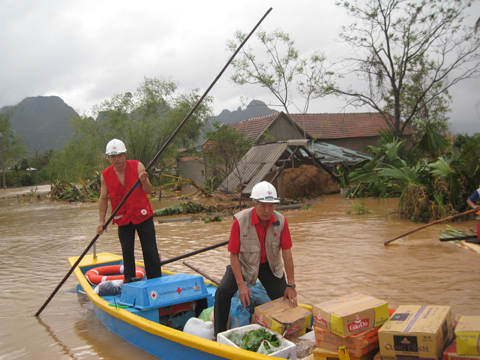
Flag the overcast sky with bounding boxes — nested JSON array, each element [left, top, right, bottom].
[[1, 0, 479, 134]]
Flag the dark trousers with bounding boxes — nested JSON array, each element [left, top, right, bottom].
[[213, 262, 286, 336], [117, 216, 162, 282]]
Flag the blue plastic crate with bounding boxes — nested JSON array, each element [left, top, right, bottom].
[[119, 274, 210, 310]]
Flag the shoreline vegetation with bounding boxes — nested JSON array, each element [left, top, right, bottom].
[[1, 132, 479, 224]]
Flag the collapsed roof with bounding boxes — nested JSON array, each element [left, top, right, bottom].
[[217, 139, 371, 195]]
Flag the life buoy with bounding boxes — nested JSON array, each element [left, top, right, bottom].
[[85, 265, 146, 285]]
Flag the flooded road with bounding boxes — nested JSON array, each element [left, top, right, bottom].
[[1, 186, 479, 360]]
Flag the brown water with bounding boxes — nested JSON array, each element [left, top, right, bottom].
[[1, 186, 479, 360]]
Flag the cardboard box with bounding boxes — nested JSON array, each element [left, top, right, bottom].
[[444, 340, 480, 360], [312, 293, 390, 337], [313, 346, 378, 360], [373, 351, 382, 360], [455, 316, 480, 355], [254, 297, 312, 338], [314, 325, 380, 357], [217, 324, 297, 359], [378, 305, 453, 360]]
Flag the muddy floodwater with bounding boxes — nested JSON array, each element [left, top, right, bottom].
[[1, 186, 479, 360]]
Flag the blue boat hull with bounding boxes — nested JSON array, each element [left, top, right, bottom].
[[69, 252, 283, 360], [94, 305, 226, 360]]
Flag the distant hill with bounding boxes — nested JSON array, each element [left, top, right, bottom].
[[0, 97, 276, 154], [213, 100, 277, 124], [1, 96, 77, 154]]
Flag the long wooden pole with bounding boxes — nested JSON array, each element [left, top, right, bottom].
[[35, 8, 272, 317], [384, 208, 477, 246], [183, 261, 220, 285], [160, 240, 229, 266]]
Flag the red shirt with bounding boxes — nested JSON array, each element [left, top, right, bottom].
[[102, 160, 153, 226], [228, 208, 292, 263]]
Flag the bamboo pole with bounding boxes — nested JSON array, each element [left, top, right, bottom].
[[384, 208, 477, 246]]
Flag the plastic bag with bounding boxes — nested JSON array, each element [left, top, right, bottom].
[[257, 339, 278, 355], [198, 306, 214, 322], [229, 282, 272, 328], [230, 297, 252, 328], [93, 280, 123, 296]]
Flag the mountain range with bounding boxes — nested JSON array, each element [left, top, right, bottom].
[[0, 96, 277, 154]]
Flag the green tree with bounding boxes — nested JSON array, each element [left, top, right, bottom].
[[203, 122, 252, 186], [92, 77, 211, 169], [334, 0, 480, 136], [227, 29, 335, 127], [453, 133, 480, 195], [48, 77, 212, 182], [348, 131, 407, 184], [0, 106, 28, 169], [48, 137, 106, 181]]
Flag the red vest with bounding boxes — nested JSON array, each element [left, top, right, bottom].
[[103, 160, 153, 226]]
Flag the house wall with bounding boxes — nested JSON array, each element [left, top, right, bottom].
[[319, 137, 380, 152], [177, 159, 206, 186], [256, 117, 305, 144], [318, 135, 414, 152]]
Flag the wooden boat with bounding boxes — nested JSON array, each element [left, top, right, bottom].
[[69, 252, 312, 360]]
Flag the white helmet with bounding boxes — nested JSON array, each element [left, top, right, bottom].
[[105, 139, 127, 155], [250, 181, 280, 203]]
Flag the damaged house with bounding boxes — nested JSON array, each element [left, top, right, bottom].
[[178, 111, 415, 196]]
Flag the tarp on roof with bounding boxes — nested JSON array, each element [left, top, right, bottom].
[[305, 141, 372, 164]]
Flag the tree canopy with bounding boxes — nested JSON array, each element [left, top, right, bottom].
[[203, 122, 252, 184], [48, 77, 212, 182], [334, 0, 480, 136], [227, 29, 335, 116]]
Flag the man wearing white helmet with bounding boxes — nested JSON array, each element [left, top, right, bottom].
[[97, 139, 162, 282], [214, 181, 297, 337]]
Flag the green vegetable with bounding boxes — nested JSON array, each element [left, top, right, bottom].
[[227, 328, 281, 354]]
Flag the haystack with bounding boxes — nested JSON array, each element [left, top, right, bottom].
[[263, 165, 340, 199]]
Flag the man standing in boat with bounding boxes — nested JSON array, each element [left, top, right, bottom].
[[97, 139, 162, 282], [214, 181, 297, 337]]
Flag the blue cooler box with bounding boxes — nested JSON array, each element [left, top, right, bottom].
[[119, 273, 211, 311]]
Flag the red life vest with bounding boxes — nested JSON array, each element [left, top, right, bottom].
[[103, 160, 153, 226]]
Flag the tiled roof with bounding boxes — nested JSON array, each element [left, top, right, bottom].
[[289, 112, 416, 139], [227, 112, 415, 142], [228, 113, 282, 142]]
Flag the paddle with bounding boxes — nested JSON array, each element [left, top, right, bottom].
[[384, 208, 477, 246], [35, 8, 272, 317]]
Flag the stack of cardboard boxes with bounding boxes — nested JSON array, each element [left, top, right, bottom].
[[219, 293, 478, 360], [311, 293, 390, 360]]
